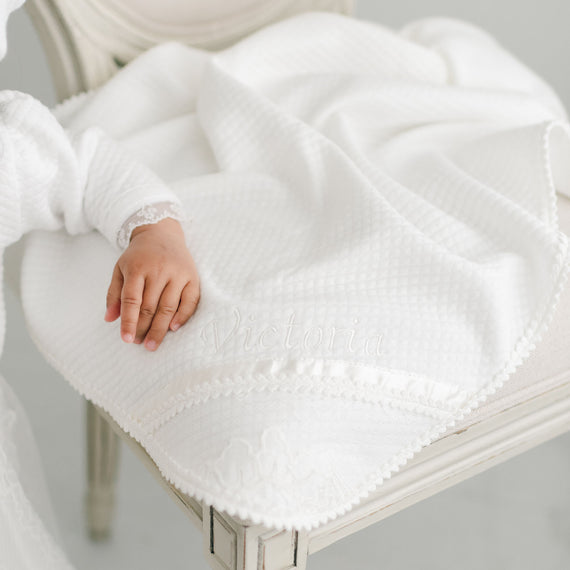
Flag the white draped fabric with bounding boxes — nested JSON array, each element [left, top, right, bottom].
[[1, 0, 74, 557], [0, 370, 74, 569], [1, 0, 570, 565], [0, 1, 184, 567], [20, 11, 570, 532]]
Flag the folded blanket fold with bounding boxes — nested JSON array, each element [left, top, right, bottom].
[[21, 11, 570, 531]]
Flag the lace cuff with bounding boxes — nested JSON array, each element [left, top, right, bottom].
[[116, 201, 188, 250]]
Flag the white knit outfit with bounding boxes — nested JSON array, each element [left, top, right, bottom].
[[0, 2, 185, 568], [0, 90, 187, 259]]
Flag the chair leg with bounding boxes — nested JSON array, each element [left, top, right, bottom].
[[85, 400, 120, 540], [202, 504, 308, 570]]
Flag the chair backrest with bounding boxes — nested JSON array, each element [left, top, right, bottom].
[[25, 0, 355, 101]]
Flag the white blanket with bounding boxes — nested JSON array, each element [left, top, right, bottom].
[[21, 12, 570, 531]]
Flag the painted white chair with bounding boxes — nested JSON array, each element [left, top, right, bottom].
[[6, 1, 570, 568]]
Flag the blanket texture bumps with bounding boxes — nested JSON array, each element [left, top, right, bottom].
[[21, 12, 570, 530]]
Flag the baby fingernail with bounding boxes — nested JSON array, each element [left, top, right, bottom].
[[146, 340, 157, 351], [123, 333, 134, 343], [171, 322, 180, 331]]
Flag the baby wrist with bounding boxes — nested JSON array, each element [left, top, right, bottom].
[[116, 201, 188, 250]]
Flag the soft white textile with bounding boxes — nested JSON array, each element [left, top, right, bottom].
[[0, 373, 74, 570], [21, 11, 570, 532], [0, 1, 187, 567]]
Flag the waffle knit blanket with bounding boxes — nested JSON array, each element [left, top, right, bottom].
[[21, 12, 570, 531]]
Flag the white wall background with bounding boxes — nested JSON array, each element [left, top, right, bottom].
[[0, 2, 569, 569]]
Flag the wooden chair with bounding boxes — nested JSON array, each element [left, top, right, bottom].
[[7, 1, 569, 567]]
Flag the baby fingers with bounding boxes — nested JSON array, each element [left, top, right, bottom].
[[104, 263, 124, 323], [119, 273, 145, 343], [143, 280, 186, 351], [169, 280, 201, 332]]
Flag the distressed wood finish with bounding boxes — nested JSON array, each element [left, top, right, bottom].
[[85, 400, 120, 540], [202, 505, 309, 570]]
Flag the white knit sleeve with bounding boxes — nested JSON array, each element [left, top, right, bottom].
[[68, 122, 188, 251], [0, 89, 186, 252]]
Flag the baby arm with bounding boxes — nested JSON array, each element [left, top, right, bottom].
[[0, 90, 200, 350], [69, 119, 201, 351]]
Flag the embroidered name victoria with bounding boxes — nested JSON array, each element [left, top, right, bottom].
[[199, 307, 385, 357]]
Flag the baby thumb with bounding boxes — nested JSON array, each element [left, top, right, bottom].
[[105, 264, 123, 321]]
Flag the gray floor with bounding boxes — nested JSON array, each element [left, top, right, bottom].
[[1, 2, 569, 569]]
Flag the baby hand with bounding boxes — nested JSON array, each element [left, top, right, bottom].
[[104, 217, 200, 351]]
